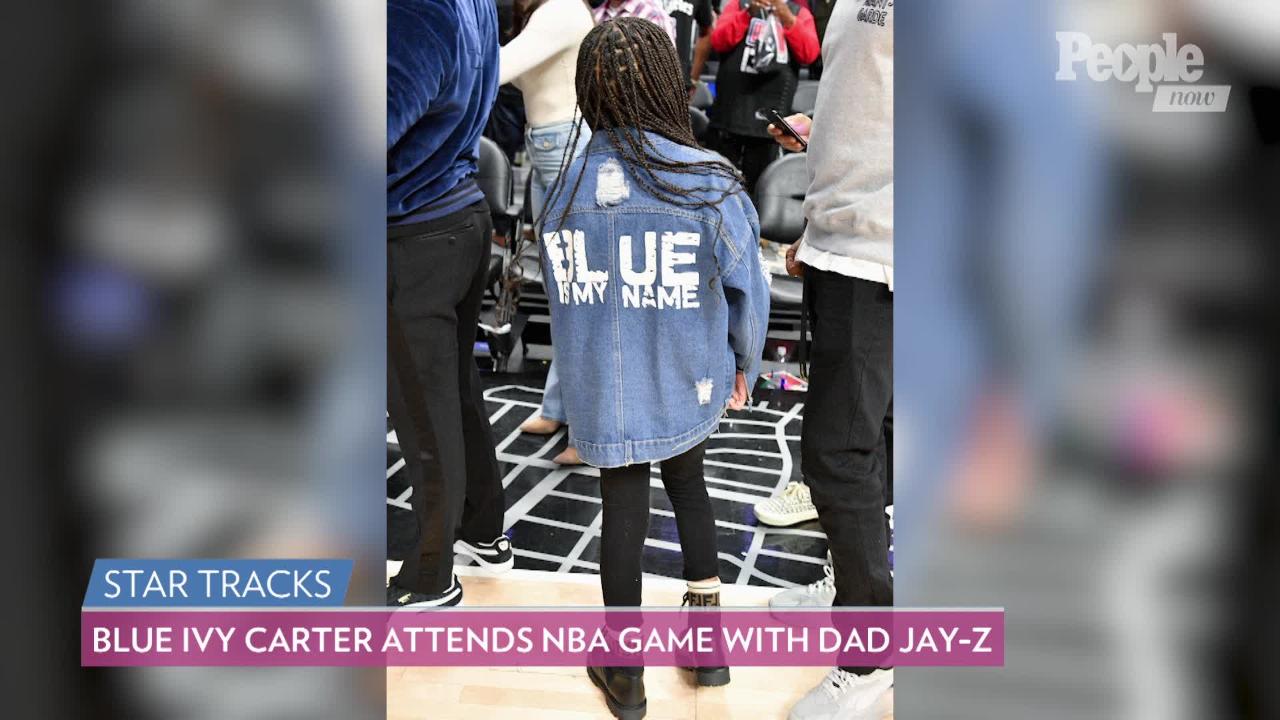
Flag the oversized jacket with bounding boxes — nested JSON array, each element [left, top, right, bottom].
[[539, 131, 772, 468]]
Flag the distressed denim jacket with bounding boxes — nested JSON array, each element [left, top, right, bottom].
[[540, 130, 771, 468]]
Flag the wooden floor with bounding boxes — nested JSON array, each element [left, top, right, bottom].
[[386, 568, 893, 720]]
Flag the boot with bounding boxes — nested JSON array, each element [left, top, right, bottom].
[[683, 588, 731, 686], [587, 665, 646, 720]]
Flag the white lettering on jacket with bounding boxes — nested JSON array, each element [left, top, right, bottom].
[[545, 230, 701, 310]]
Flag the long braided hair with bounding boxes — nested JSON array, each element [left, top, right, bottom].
[[539, 16, 746, 235]]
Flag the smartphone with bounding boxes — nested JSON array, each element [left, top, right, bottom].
[[765, 108, 808, 150]]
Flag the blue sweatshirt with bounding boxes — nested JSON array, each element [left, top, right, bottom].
[[388, 0, 498, 223]]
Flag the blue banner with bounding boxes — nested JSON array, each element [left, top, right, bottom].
[[84, 559, 353, 607]]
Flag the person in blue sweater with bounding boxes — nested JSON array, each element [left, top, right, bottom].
[[538, 18, 771, 717], [386, 0, 514, 608]]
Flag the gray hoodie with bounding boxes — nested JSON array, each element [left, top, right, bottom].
[[796, 0, 894, 288]]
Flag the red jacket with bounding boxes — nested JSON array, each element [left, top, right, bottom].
[[709, 0, 821, 66]]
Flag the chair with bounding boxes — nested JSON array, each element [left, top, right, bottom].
[[690, 81, 714, 110], [514, 171, 544, 287], [792, 80, 820, 117], [688, 106, 711, 144], [476, 136, 521, 368], [520, 170, 534, 226], [754, 153, 808, 307], [476, 136, 512, 288], [476, 136, 515, 221]]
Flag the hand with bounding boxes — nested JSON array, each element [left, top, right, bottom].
[[766, 113, 810, 152], [728, 371, 749, 410], [768, 0, 796, 27], [750, 0, 795, 26], [784, 241, 804, 277]]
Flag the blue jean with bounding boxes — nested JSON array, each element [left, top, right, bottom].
[[526, 120, 590, 422]]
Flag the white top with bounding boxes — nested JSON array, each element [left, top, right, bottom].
[[795, 243, 894, 290], [499, 0, 594, 127], [795, 0, 894, 289]]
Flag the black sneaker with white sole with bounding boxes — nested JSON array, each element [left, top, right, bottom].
[[387, 575, 463, 608], [453, 535, 515, 573]]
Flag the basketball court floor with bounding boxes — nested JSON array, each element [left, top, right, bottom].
[[388, 372, 828, 589], [384, 570, 896, 720], [384, 271, 898, 718]]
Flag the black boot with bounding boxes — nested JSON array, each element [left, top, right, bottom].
[[683, 590, 731, 686], [587, 665, 646, 720]]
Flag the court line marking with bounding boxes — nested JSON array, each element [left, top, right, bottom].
[[392, 388, 823, 588]]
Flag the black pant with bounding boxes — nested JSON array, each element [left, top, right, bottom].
[[801, 270, 893, 674], [706, 130, 781, 200], [387, 202, 505, 595], [598, 441, 719, 607]]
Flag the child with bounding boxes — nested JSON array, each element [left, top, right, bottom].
[[538, 17, 771, 719]]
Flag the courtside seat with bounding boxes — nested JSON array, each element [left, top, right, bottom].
[[521, 170, 534, 226], [512, 171, 544, 286], [477, 136, 516, 290], [477, 136, 514, 219], [792, 80, 820, 118], [486, 248, 503, 289], [689, 106, 711, 144], [754, 152, 808, 307], [691, 81, 714, 110], [515, 247, 543, 286], [770, 267, 804, 306]]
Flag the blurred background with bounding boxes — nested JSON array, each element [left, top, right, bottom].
[[2, 1, 385, 718], [895, 1, 1278, 719]]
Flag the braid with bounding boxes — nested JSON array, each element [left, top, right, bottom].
[[539, 17, 746, 236]]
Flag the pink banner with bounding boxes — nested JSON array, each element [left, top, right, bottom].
[[82, 608, 1003, 667]]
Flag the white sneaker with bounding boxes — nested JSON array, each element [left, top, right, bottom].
[[755, 481, 819, 526], [387, 574, 464, 608], [770, 562, 836, 609], [453, 535, 515, 573], [789, 668, 893, 720]]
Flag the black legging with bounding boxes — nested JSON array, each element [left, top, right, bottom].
[[598, 440, 719, 607]]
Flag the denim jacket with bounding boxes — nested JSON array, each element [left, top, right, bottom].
[[540, 131, 771, 467]]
